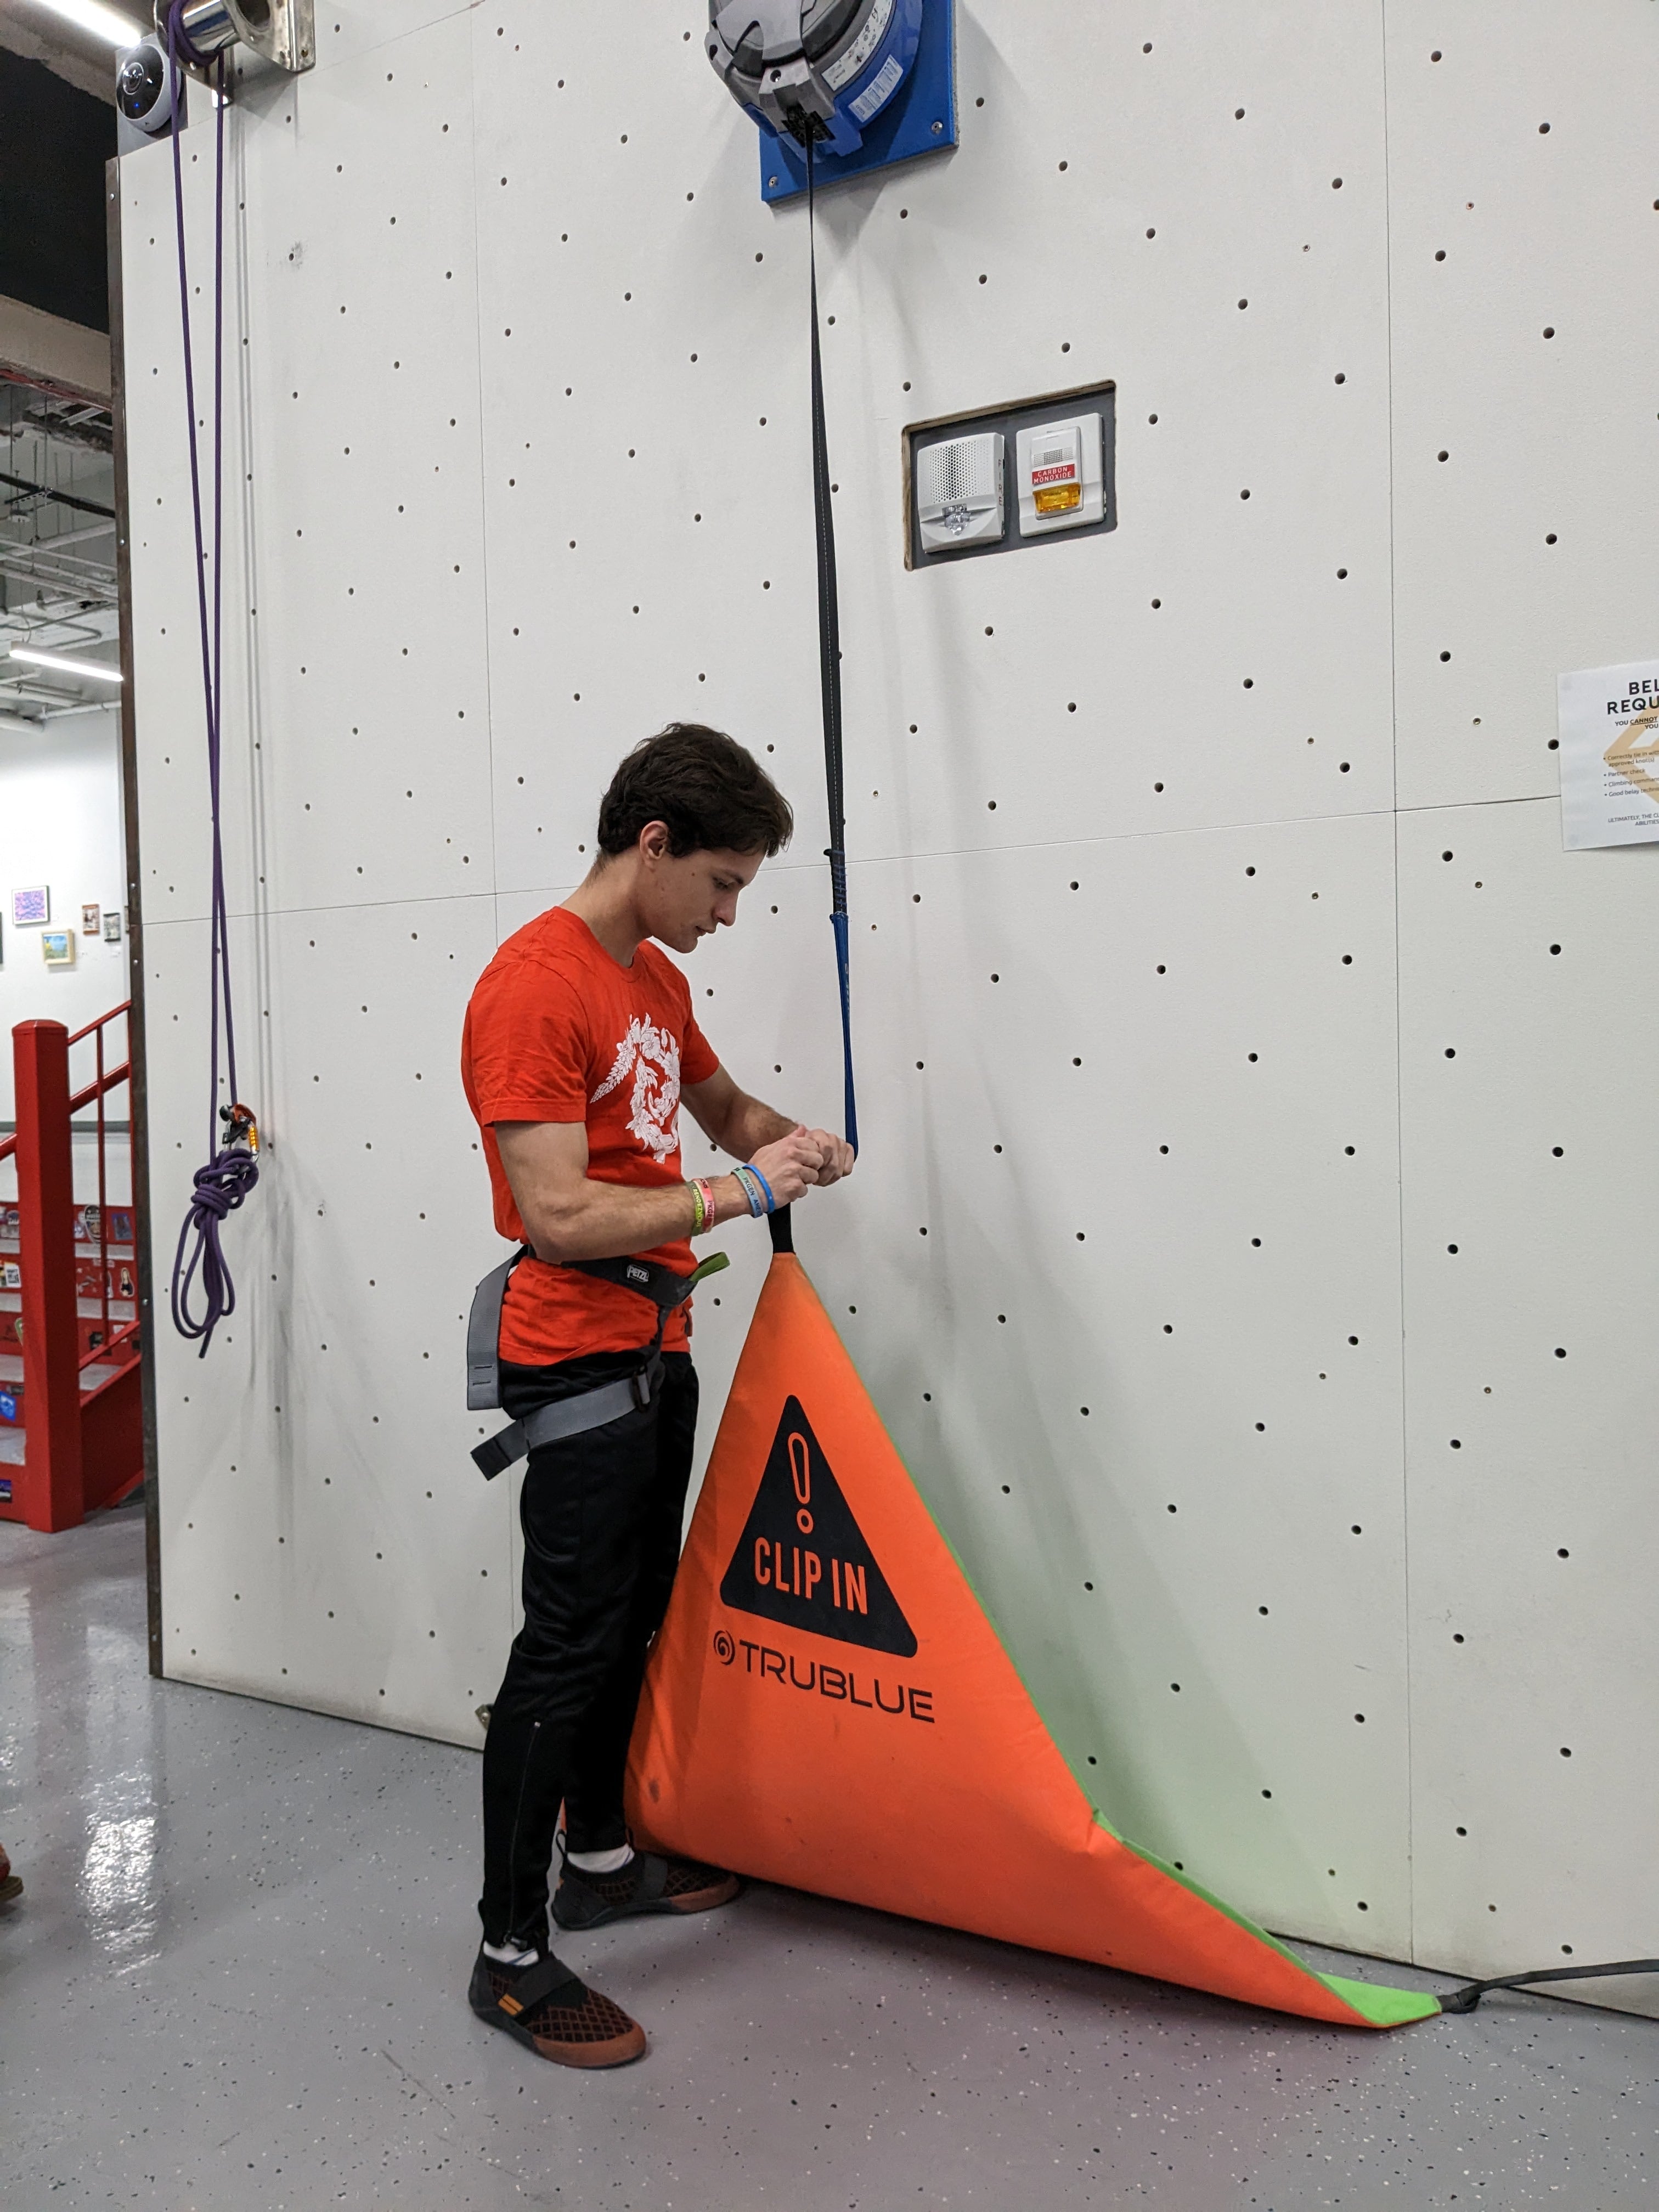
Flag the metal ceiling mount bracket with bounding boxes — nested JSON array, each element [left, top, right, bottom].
[[155, 0, 315, 74]]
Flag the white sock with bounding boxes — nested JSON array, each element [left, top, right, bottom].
[[483, 1938, 539, 1967], [568, 1842, 634, 1876]]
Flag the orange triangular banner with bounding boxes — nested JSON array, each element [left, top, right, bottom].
[[628, 1254, 1438, 2029]]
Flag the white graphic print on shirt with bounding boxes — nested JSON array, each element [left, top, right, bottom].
[[590, 1014, 682, 1163]]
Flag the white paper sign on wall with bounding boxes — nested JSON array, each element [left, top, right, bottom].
[[1558, 659, 1659, 850]]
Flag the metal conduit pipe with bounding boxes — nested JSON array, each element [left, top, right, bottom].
[[156, 0, 314, 72]]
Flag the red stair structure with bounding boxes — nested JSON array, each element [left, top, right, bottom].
[[0, 1005, 144, 1531]]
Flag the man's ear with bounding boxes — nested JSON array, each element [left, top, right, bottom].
[[638, 820, 673, 865]]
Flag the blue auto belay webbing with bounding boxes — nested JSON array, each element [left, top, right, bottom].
[[805, 136, 858, 1158]]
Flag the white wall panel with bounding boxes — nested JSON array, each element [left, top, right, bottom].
[[1386, 1, 1659, 810], [308, 0, 473, 74], [121, 138, 262, 930], [144, 896, 511, 1745], [123, 0, 1659, 2006], [235, 14, 498, 917], [1399, 798, 1659, 2009]]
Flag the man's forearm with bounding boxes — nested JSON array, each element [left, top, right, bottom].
[[524, 1174, 745, 1265], [714, 1091, 797, 1161]]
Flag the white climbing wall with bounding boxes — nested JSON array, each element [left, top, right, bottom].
[[119, 0, 1659, 2009]]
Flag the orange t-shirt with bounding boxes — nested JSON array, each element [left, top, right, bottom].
[[461, 906, 721, 1366]]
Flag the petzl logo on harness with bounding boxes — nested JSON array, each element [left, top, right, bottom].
[[719, 1396, 917, 1656]]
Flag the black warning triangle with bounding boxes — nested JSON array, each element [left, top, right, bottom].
[[719, 1396, 917, 1656]]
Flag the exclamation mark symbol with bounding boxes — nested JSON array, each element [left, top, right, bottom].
[[790, 1432, 813, 1536]]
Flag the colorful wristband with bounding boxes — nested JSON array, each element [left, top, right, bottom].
[[746, 1164, 777, 1216], [733, 1165, 767, 1218], [689, 1178, 708, 1234]]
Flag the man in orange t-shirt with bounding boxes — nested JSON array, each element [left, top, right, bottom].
[[461, 723, 854, 2069]]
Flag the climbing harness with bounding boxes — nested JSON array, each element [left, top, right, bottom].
[[466, 1249, 731, 1479], [163, 4, 261, 1357]]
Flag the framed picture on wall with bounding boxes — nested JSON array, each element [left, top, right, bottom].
[[12, 887, 48, 926], [102, 911, 122, 943], [41, 930, 74, 967], [81, 902, 100, 934]]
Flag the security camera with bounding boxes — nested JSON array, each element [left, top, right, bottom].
[[115, 38, 183, 150]]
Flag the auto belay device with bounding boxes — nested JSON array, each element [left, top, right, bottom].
[[707, 0, 924, 160]]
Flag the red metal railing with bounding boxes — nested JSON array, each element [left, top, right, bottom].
[[0, 1005, 144, 1531]]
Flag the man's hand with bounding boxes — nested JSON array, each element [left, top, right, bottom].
[[747, 1125, 829, 1209], [799, 1128, 855, 1188]]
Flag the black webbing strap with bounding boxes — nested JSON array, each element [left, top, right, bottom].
[[494, 1953, 585, 2019], [805, 131, 859, 1163], [1440, 1957, 1659, 2014]]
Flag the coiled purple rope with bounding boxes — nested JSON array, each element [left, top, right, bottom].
[[166, 12, 258, 1356]]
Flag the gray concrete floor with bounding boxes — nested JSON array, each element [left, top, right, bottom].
[[3, 1505, 1656, 2210]]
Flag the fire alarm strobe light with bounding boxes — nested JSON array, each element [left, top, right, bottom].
[[916, 430, 1005, 552], [1016, 413, 1105, 537]]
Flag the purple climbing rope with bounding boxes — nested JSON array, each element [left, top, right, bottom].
[[166, 8, 259, 1356]]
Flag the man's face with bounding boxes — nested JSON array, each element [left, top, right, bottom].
[[639, 830, 764, 955]]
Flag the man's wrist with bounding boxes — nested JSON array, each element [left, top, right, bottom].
[[708, 1172, 746, 1228]]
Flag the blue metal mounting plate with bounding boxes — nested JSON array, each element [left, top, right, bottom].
[[758, 0, 956, 203]]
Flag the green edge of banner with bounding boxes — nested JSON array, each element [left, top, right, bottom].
[[1118, 1830, 1442, 2027]]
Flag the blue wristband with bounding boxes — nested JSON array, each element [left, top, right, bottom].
[[747, 1165, 777, 1216], [734, 1165, 766, 1218]]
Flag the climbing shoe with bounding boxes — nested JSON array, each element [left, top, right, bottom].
[[553, 1849, 740, 1932], [468, 1945, 645, 2069]]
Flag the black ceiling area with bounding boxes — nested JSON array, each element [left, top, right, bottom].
[[0, 46, 117, 334]]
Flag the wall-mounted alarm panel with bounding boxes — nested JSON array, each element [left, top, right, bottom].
[[905, 381, 1115, 568], [1017, 413, 1104, 535], [916, 431, 1005, 551]]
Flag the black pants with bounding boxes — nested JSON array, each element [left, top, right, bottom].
[[478, 1350, 698, 1952]]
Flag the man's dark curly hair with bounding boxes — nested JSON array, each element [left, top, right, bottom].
[[596, 723, 793, 859]]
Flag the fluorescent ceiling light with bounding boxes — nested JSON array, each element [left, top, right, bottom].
[[25, 0, 149, 45], [8, 646, 123, 684]]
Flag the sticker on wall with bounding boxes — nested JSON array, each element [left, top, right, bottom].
[[12, 887, 48, 926], [81, 903, 101, 935], [41, 930, 74, 968], [626, 1248, 1440, 2032], [1559, 659, 1659, 850]]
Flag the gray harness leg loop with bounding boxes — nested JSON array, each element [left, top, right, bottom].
[[465, 1247, 727, 1480]]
